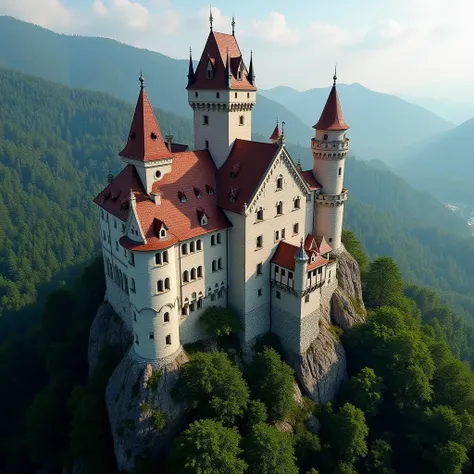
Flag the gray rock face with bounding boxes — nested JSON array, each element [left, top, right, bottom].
[[331, 250, 366, 331], [105, 350, 189, 472], [88, 302, 133, 377], [293, 322, 347, 405]]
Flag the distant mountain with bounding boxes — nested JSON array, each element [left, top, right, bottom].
[[398, 95, 474, 125], [0, 16, 311, 146], [260, 83, 454, 164], [397, 117, 474, 204]]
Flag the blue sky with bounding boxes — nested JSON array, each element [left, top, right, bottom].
[[1, 0, 474, 102]]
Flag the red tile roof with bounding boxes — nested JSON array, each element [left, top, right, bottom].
[[313, 85, 349, 131], [270, 123, 281, 140], [95, 151, 231, 252], [119, 86, 172, 162], [271, 235, 332, 271], [217, 139, 279, 213], [188, 31, 256, 91], [301, 170, 321, 190]]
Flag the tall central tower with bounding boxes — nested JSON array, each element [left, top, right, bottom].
[[187, 18, 256, 168], [312, 72, 350, 250]]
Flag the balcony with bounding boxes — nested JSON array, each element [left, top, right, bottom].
[[270, 278, 326, 297]]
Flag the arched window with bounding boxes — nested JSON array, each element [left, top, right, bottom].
[[157, 280, 164, 292], [165, 278, 170, 290], [197, 266, 203, 278], [217, 233, 221, 244], [294, 197, 301, 209], [276, 201, 283, 215], [212, 260, 217, 272], [155, 252, 162, 265], [196, 239, 202, 251], [191, 268, 196, 280], [163, 250, 168, 263], [211, 235, 216, 246], [182, 243, 188, 255], [276, 176, 283, 190], [218, 258, 223, 270], [190, 241, 195, 253], [164, 312, 170, 323], [256, 208, 264, 221], [183, 271, 189, 283]]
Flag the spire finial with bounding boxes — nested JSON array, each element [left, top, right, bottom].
[[333, 65, 337, 86], [209, 6, 213, 31], [232, 14, 235, 35], [139, 70, 144, 89]]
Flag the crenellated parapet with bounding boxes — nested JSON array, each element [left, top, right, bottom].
[[189, 102, 255, 112], [315, 189, 348, 207]]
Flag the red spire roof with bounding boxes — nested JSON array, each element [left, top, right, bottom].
[[188, 31, 256, 91], [119, 80, 171, 162], [313, 85, 349, 131], [269, 122, 281, 140]]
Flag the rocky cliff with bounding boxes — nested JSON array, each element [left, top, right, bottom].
[[293, 247, 366, 405]]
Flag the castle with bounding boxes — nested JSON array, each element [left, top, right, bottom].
[[94, 21, 350, 363]]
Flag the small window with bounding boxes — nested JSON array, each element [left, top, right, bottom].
[[191, 268, 196, 280], [164, 312, 170, 323], [160, 229, 166, 238], [237, 68, 242, 80], [182, 243, 188, 255], [149, 332, 154, 340], [258, 289, 262, 296], [190, 241, 195, 253], [329, 237, 333, 243], [217, 233, 221, 244], [288, 271, 293, 279], [276, 176, 283, 190], [281, 269, 286, 277], [294, 197, 301, 209], [323, 133, 328, 140], [196, 239, 202, 250], [275, 266, 279, 274], [234, 92, 238, 98], [103, 231, 106, 241], [281, 228, 286, 239], [293, 223, 299, 234], [165, 278, 170, 290], [197, 299, 203, 309], [216, 92, 220, 98], [183, 271, 189, 283], [211, 235, 216, 246], [247, 92, 250, 98], [276, 202, 283, 215], [179, 191, 187, 203], [338, 167, 342, 176], [306, 194, 312, 202], [206, 185, 214, 195], [122, 223, 125, 232], [256, 263, 263, 275], [197, 266, 203, 278], [190, 302, 195, 312], [256, 208, 264, 221], [155, 170, 162, 179], [163, 251, 168, 263], [275, 230, 279, 241], [157, 280, 164, 292], [256, 235, 263, 249], [195, 91, 198, 98], [203, 115, 209, 125], [212, 260, 217, 272], [218, 289, 223, 299], [205, 140, 209, 149], [276, 291, 281, 299], [305, 294, 310, 303], [218, 258, 223, 270], [131, 278, 136, 293], [166, 335, 171, 345], [181, 306, 188, 316], [239, 115, 244, 126]]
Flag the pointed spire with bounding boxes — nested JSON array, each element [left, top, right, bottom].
[[313, 70, 349, 131], [231, 14, 235, 35], [270, 118, 281, 143], [333, 65, 337, 86], [209, 6, 213, 31], [225, 48, 232, 88], [187, 47, 194, 88], [295, 238, 309, 262], [139, 70, 144, 89], [248, 49, 256, 86], [119, 77, 171, 162]]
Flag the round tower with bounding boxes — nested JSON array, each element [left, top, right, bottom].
[[294, 238, 308, 294], [312, 70, 350, 250], [128, 244, 181, 360]]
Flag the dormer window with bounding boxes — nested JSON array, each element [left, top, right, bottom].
[[160, 229, 166, 238], [206, 60, 214, 79], [230, 163, 240, 179], [201, 214, 208, 226], [150, 132, 157, 140], [197, 208, 208, 226], [194, 187, 202, 198], [229, 189, 238, 203], [206, 184, 214, 195], [178, 191, 187, 203]]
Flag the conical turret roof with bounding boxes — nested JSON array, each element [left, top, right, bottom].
[[313, 84, 349, 131]]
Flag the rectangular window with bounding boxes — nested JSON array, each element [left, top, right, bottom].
[[205, 140, 209, 149], [203, 115, 209, 125], [258, 289, 262, 296], [164, 312, 170, 322], [281, 228, 286, 239], [197, 299, 203, 309], [293, 223, 299, 235], [305, 294, 310, 303], [217, 233, 221, 244], [239, 115, 244, 126], [338, 167, 342, 176], [275, 266, 279, 274], [166, 335, 171, 345], [275, 230, 279, 241], [181, 306, 187, 316], [276, 291, 281, 299], [256, 263, 263, 276], [149, 332, 154, 340], [212, 260, 217, 272], [256, 235, 263, 249], [288, 271, 293, 279], [281, 269, 286, 277]]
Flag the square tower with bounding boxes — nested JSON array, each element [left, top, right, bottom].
[[187, 29, 256, 168]]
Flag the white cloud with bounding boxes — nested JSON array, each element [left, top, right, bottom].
[[0, 0, 71, 27], [251, 12, 300, 46]]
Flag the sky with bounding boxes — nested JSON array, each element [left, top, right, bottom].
[[1, 0, 474, 103]]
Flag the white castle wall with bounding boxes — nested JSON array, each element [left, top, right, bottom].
[[314, 203, 345, 250]]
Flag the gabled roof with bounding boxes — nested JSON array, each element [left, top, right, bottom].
[[301, 170, 321, 190], [271, 235, 332, 271], [188, 31, 256, 91], [313, 85, 349, 131], [217, 139, 279, 213], [119, 84, 172, 162]]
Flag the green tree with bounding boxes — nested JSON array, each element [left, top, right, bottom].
[[365, 257, 403, 307], [242, 423, 298, 474], [342, 229, 368, 273], [170, 419, 246, 474], [175, 352, 249, 425], [341, 367, 385, 415], [249, 347, 295, 422], [434, 441, 468, 474], [364, 439, 395, 474], [200, 306, 241, 338]]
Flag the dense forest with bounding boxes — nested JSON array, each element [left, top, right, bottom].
[[3, 232, 474, 473]]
